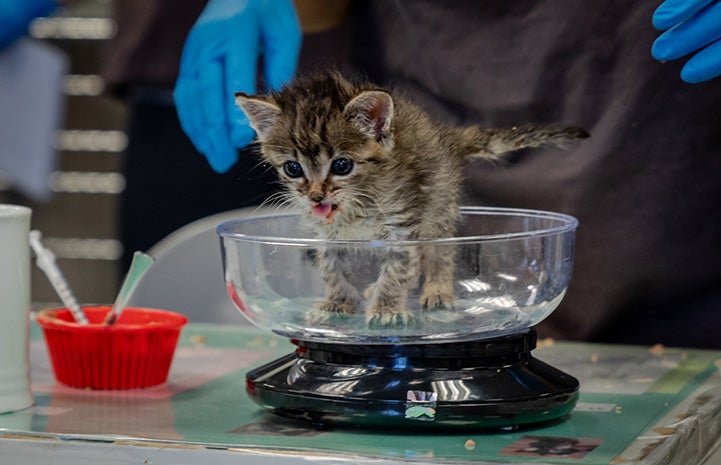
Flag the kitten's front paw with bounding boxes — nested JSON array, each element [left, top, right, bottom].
[[366, 305, 414, 329], [307, 299, 358, 324], [420, 285, 455, 310]]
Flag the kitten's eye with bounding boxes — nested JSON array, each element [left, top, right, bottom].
[[330, 158, 354, 176], [283, 161, 303, 178]]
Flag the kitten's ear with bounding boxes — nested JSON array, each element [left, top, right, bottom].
[[343, 91, 394, 144], [235, 92, 281, 142]]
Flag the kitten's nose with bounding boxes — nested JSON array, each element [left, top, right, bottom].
[[309, 192, 324, 203]]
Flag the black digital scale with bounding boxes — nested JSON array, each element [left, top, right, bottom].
[[246, 329, 579, 429]]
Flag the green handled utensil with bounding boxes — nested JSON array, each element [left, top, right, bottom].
[[104, 251, 155, 325]]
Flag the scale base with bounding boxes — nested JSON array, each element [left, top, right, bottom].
[[246, 329, 579, 430]]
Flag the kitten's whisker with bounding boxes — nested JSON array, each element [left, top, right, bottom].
[[248, 158, 276, 175], [258, 191, 296, 214], [257, 193, 281, 210]]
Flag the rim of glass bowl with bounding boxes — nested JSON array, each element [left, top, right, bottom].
[[217, 206, 578, 247]]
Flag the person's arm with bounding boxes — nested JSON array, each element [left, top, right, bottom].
[[173, 0, 301, 173], [652, 0, 721, 83]]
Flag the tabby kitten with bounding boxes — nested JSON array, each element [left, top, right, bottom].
[[236, 71, 587, 327]]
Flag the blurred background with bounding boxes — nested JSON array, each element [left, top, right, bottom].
[[3, 0, 720, 348], [0, 0, 125, 307]]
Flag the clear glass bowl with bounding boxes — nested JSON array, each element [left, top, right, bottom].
[[218, 207, 577, 345]]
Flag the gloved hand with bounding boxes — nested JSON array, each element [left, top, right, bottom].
[[174, 0, 301, 173], [652, 0, 721, 83], [0, 0, 56, 49]]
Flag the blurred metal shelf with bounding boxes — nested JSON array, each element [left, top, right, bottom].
[[1, 0, 127, 307], [29, 17, 116, 40]]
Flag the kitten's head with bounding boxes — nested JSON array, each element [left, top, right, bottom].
[[236, 72, 395, 224]]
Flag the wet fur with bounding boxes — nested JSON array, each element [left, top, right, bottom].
[[236, 71, 588, 327]]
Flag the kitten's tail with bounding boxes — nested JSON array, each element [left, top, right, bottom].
[[445, 124, 589, 160]]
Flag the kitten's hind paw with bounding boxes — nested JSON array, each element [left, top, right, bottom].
[[420, 287, 455, 311], [307, 299, 358, 325], [366, 306, 415, 329]]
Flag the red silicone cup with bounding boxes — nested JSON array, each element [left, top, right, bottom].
[[36, 306, 187, 390]]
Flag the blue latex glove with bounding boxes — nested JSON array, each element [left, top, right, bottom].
[[652, 0, 721, 83], [0, 0, 56, 49], [174, 0, 301, 173]]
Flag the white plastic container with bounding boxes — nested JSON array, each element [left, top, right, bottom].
[[0, 204, 33, 413]]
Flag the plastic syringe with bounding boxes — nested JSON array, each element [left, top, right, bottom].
[[29, 230, 89, 324]]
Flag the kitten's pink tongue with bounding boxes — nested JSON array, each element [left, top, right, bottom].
[[311, 203, 333, 217]]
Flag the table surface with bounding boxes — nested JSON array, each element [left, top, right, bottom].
[[1, 321, 720, 465]]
